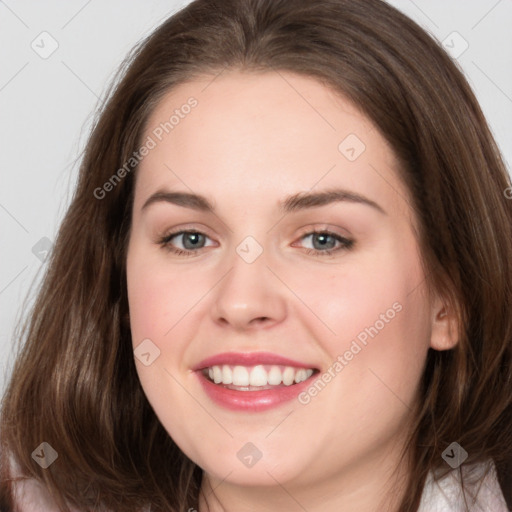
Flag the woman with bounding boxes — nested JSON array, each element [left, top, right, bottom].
[[1, 0, 511, 510]]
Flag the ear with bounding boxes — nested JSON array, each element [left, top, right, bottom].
[[429, 292, 459, 351]]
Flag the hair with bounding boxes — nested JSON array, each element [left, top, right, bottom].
[[1, 0, 511, 510]]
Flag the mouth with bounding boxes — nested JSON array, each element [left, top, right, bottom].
[[201, 364, 317, 391], [193, 352, 320, 412]]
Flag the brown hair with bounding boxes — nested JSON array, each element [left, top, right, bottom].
[[1, 0, 511, 510]]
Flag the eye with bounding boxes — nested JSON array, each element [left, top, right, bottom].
[[295, 229, 354, 257], [157, 230, 214, 257], [157, 228, 354, 257]]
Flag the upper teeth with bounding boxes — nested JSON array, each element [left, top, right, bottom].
[[205, 365, 314, 386]]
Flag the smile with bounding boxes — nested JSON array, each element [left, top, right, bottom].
[[193, 352, 320, 412]]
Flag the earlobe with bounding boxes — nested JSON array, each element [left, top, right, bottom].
[[429, 299, 459, 351]]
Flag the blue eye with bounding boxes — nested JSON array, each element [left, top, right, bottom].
[[298, 230, 354, 256], [158, 231, 211, 257], [157, 229, 354, 257]]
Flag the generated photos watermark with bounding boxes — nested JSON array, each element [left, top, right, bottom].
[[298, 301, 403, 405], [93, 97, 198, 200]]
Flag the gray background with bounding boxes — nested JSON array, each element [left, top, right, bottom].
[[1, 0, 511, 396]]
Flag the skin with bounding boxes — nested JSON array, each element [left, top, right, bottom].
[[126, 70, 458, 512]]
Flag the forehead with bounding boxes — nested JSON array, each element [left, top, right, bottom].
[[134, 70, 411, 219]]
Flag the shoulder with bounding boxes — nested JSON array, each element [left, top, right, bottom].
[[418, 459, 510, 512]]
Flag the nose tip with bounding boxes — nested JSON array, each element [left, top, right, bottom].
[[211, 257, 287, 331]]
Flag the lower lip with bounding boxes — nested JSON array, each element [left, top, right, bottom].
[[196, 370, 317, 412]]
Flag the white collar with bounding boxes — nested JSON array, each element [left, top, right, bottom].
[[418, 459, 509, 511]]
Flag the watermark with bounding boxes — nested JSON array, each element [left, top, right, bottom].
[[32, 442, 58, 469], [134, 338, 161, 366], [236, 236, 264, 264], [298, 301, 403, 405], [31, 31, 59, 59], [338, 133, 366, 162], [442, 442, 468, 469], [442, 31, 469, 60], [31, 236, 53, 263], [93, 97, 198, 200], [237, 442, 262, 468]]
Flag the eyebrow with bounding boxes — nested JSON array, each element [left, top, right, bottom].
[[141, 187, 386, 215]]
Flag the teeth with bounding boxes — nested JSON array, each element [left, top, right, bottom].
[[294, 369, 307, 384], [282, 366, 295, 386], [249, 365, 267, 386], [212, 366, 222, 384], [268, 366, 282, 385], [232, 366, 250, 386], [222, 365, 233, 384], [204, 364, 314, 387]]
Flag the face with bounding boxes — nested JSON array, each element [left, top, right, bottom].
[[126, 70, 444, 502]]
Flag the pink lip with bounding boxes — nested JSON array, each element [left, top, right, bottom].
[[192, 351, 317, 371], [192, 351, 319, 412]]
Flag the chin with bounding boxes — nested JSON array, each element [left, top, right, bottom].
[[196, 447, 308, 486]]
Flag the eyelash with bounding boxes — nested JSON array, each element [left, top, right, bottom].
[[157, 228, 354, 258]]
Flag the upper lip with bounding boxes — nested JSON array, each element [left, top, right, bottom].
[[192, 351, 319, 371]]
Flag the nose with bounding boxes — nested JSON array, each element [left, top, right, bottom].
[[210, 247, 287, 332]]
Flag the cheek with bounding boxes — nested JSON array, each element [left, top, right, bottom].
[[126, 248, 185, 345], [300, 243, 427, 343]]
